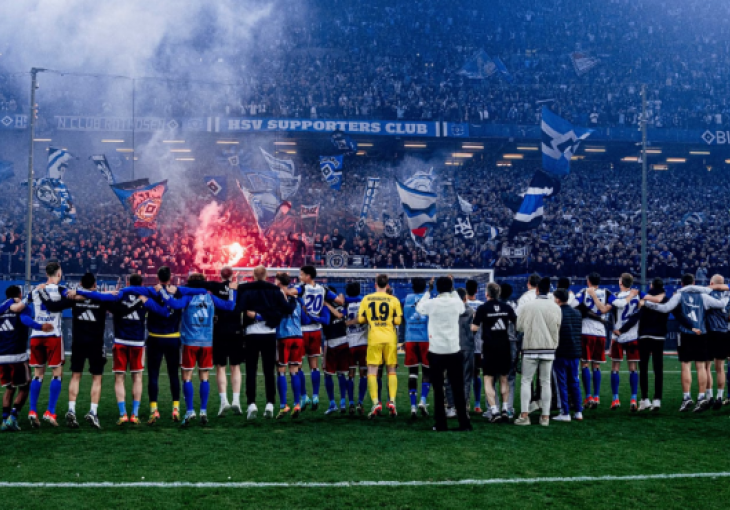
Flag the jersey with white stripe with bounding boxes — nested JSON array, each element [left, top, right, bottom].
[[29, 284, 66, 338], [298, 283, 336, 332], [575, 287, 611, 337], [608, 290, 640, 343], [345, 299, 367, 347]]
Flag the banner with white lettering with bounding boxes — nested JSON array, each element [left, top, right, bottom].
[[223, 118, 439, 137]]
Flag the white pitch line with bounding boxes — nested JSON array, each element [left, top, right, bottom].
[[1, 472, 730, 488]]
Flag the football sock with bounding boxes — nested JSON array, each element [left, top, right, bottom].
[[718, 389, 724, 399], [10, 407, 18, 418], [311, 369, 321, 397], [698, 392, 705, 401], [298, 371, 307, 399], [388, 374, 397, 403], [132, 401, 140, 416], [90, 403, 98, 415], [68, 401, 76, 414], [117, 402, 126, 416], [325, 374, 335, 405], [232, 393, 241, 405], [592, 368, 602, 398], [183, 381, 194, 413], [173, 400, 180, 411], [611, 371, 620, 400], [291, 372, 301, 406], [491, 405, 499, 414], [48, 377, 62, 415], [502, 402, 509, 411], [367, 375, 379, 405], [377, 377, 383, 402], [2, 407, 9, 420], [199, 381, 210, 413], [337, 373, 347, 403], [347, 376, 354, 404], [358, 377, 368, 404], [706, 389, 714, 398], [629, 371, 638, 400], [409, 374, 418, 406], [150, 401, 158, 413], [474, 376, 482, 407], [219, 393, 229, 406], [29, 377, 42, 413], [421, 382, 431, 404], [683, 392, 691, 400], [277, 374, 287, 408], [581, 367, 591, 397]]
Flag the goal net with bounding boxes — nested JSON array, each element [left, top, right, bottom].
[[230, 267, 494, 301]]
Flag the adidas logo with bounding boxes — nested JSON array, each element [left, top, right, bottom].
[[193, 308, 209, 322], [79, 311, 97, 322], [492, 319, 506, 331], [0, 320, 14, 332], [123, 311, 141, 321]]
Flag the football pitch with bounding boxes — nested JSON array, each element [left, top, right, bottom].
[[2, 356, 730, 509]]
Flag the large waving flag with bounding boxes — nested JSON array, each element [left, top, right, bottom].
[[320, 155, 343, 190], [331, 130, 357, 154], [111, 180, 167, 237], [541, 107, 592, 176], [237, 170, 284, 235], [204, 175, 227, 200], [90, 155, 116, 184], [508, 171, 560, 237], [259, 147, 299, 199], [47, 147, 74, 179], [396, 180, 437, 239], [356, 177, 380, 233], [23, 178, 76, 224], [458, 49, 497, 79], [457, 194, 479, 215], [404, 167, 435, 192]]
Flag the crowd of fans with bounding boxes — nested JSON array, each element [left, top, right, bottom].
[[1, 148, 728, 281], [3, 1, 730, 129]]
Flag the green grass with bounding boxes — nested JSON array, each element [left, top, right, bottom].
[[2, 356, 730, 508]]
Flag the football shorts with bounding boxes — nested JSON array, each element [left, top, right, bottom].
[[303, 330, 322, 357], [581, 335, 606, 363], [349, 345, 368, 369], [404, 342, 429, 367], [30, 336, 65, 368], [113, 344, 145, 373], [181, 345, 214, 370], [610, 340, 640, 362], [71, 340, 106, 375], [0, 361, 31, 388], [366, 342, 398, 367], [278, 337, 304, 366], [213, 334, 245, 366], [324, 344, 351, 374]]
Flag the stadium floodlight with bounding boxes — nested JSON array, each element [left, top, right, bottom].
[[726, 159, 730, 164], [462, 143, 484, 149], [502, 154, 524, 159], [516, 146, 539, 151], [356, 151, 366, 156], [216, 140, 239, 144], [452, 153, 474, 158], [33, 138, 52, 142], [162, 140, 185, 143], [666, 158, 686, 163], [102, 139, 125, 143], [645, 149, 662, 154], [652, 164, 668, 170], [584, 147, 606, 153], [358, 143, 374, 147], [689, 151, 710, 155], [116, 148, 134, 153], [273, 141, 296, 146], [170, 149, 191, 153], [622, 157, 639, 162], [175, 157, 195, 161], [404, 143, 427, 148]]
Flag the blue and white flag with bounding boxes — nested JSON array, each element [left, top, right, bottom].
[[681, 212, 705, 226], [260, 147, 295, 175], [237, 178, 282, 234], [331, 130, 357, 154], [454, 215, 475, 239], [111, 180, 167, 237], [356, 177, 380, 233], [570, 52, 600, 76], [47, 147, 74, 180], [541, 107, 593, 176], [0, 160, 13, 183], [458, 49, 497, 79], [382, 213, 402, 238], [457, 194, 479, 215], [217, 147, 253, 168], [404, 167, 435, 192], [508, 171, 560, 237], [204, 175, 227, 200], [90, 155, 116, 184], [320, 155, 343, 190], [24, 178, 76, 224], [259, 147, 299, 199], [493, 57, 514, 83], [396, 180, 437, 239]]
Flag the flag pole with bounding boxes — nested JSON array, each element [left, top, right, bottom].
[[640, 84, 648, 293], [24, 68, 43, 290]]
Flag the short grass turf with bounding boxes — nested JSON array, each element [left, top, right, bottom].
[[2, 356, 730, 509]]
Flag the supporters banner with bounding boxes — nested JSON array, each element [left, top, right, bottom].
[[541, 107, 593, 176], [204, 175, 227, 200], [396, 180, 437, 239], [90, 155, 116, 185], [0, 160, 14, 183], [508, 170, 560, 237], [23, 177, 76, 224], [331, 130, 357, 154], [454, 215, 475, 239], [570, 52, 600, 76], [259, 147, 300, 200], [300, 204, 320, 219], [501, 246, 528, 258], [0, 114, 27, 130], [224, 118, 440, 137], [111, 180, 168, 237], [46, 147, 74, 179], [54, 116, 210, 132], [356, 177, 380, 233], [319, 155, 343, 190]]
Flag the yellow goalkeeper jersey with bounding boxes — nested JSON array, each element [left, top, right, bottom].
[[357, 292, 402, 345]]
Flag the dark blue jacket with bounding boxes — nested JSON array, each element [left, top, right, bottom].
[[556, 304, 582, 359]]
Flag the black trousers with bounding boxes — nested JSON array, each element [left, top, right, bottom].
[[429, 351, 471, 431], [638, 338, 664, 400], [146, 336, 181, 404], [245, 333, 277, 406]]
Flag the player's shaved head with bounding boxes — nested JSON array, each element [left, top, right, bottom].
[[253, 265, 267, 281], [711, 274, 724, 285]]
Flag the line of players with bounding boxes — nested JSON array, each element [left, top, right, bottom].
[[2, 261, 728, 432]]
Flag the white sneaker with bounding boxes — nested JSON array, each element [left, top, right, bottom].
[[218, 402, 231, 417], [651, 399, 661, 411], [528, 401, 540, 415], [573, 412, 583, 421], [246, 403, 258, 420], [446, 407, 457, 419], [552, 414, 571, 422], [263, 403, 274, 419], [231, 402, 243, 415], [638, 399, 652, 412]]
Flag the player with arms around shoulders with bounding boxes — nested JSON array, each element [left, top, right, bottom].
[[274, 272, 305, 419], [159, 273, 238, 426], [288, 265, 344, 411], [404, 277, 431, 418], [322, 290, 351, 415], [0, 287, 53, 431], [358, 274, 403, 418], [344, 282, 368, 415]]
